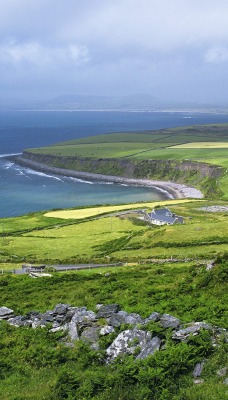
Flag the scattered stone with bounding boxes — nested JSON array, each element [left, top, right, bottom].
[[217, 367, 227, 377], [160, 314, 180, 329], [0, 303, 227, 364], [0, 306, 14, 319], [224, 378, 228, 385], [194, 379, 204, 384], [193, 361, 205, 378], [206, 260, 215, 271]]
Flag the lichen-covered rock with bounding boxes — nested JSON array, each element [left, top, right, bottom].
[[106, 328, 152, 361], [136, 336, 161, 359], [67, 320, 79, 340]]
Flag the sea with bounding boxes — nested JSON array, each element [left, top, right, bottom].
[[1, 110, 228, 218]]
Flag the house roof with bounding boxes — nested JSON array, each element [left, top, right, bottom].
[[148, 212, 177, 224], [152, 207, 172, 217], [147, 207, 184, 224]]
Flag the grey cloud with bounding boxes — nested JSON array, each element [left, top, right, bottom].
[[1, 0, 228, 102]]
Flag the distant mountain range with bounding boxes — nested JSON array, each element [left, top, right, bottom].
[[31, 93, 165, 111], [0, 94, 227, 112]]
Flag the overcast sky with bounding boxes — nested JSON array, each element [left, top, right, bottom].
[[1, 0, 228, 103]]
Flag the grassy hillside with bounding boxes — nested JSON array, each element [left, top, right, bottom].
[[27, 124, 228, 166]]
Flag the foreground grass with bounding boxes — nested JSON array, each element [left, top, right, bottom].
[[0, 258, 227, 399]]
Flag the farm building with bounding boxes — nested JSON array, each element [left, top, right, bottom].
[[146, 207, 184, 226]]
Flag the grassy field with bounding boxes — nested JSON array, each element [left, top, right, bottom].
[[27, 124, 228, 169], [1, 199, 227, 266]]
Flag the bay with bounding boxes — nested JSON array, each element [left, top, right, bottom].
[[1, 110, 228, 218]]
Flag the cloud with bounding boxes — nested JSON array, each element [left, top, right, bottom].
[[0, 40, 89, 67], [1, 0, 228, 102], [205, 47, 228, 64]]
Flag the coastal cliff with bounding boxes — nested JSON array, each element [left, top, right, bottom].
[[16, 151, 224, 198]]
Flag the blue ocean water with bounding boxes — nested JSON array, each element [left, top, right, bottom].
[[1, 110, 228, 218]]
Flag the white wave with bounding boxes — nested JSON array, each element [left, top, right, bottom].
[[182, 116, 192, 119], [97, 181, 114, 185], [154, 186, 174, 199], [67, 177, 94, 184], [0, 152, 22, 158], [18, 167, 63, 181], [3, 161, 14, 169]]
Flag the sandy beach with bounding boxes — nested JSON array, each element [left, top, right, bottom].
[[13, 156, 203, 200]]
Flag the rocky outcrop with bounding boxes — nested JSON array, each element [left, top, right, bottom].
[[0, 304, 227, 364]]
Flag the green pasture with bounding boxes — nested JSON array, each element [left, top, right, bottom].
[[131, 147, 228, 166], [27, 124, 228, 171], [1, 200, 227, 265], [29, 142, 163, 158], [0, 211, 76, 235], [58, 132, 171, 144]]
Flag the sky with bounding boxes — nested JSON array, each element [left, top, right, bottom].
[[1, 0, 228, 104]]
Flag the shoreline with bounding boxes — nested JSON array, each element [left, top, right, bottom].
[[11, 156, 203, 200]]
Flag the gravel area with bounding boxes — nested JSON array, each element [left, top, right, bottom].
[[198, 205, 228, 212]]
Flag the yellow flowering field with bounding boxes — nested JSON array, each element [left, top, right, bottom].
[[44, 199, 196, 220]]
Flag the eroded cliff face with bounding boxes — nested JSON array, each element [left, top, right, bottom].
[[20, 151, 224, 197]]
